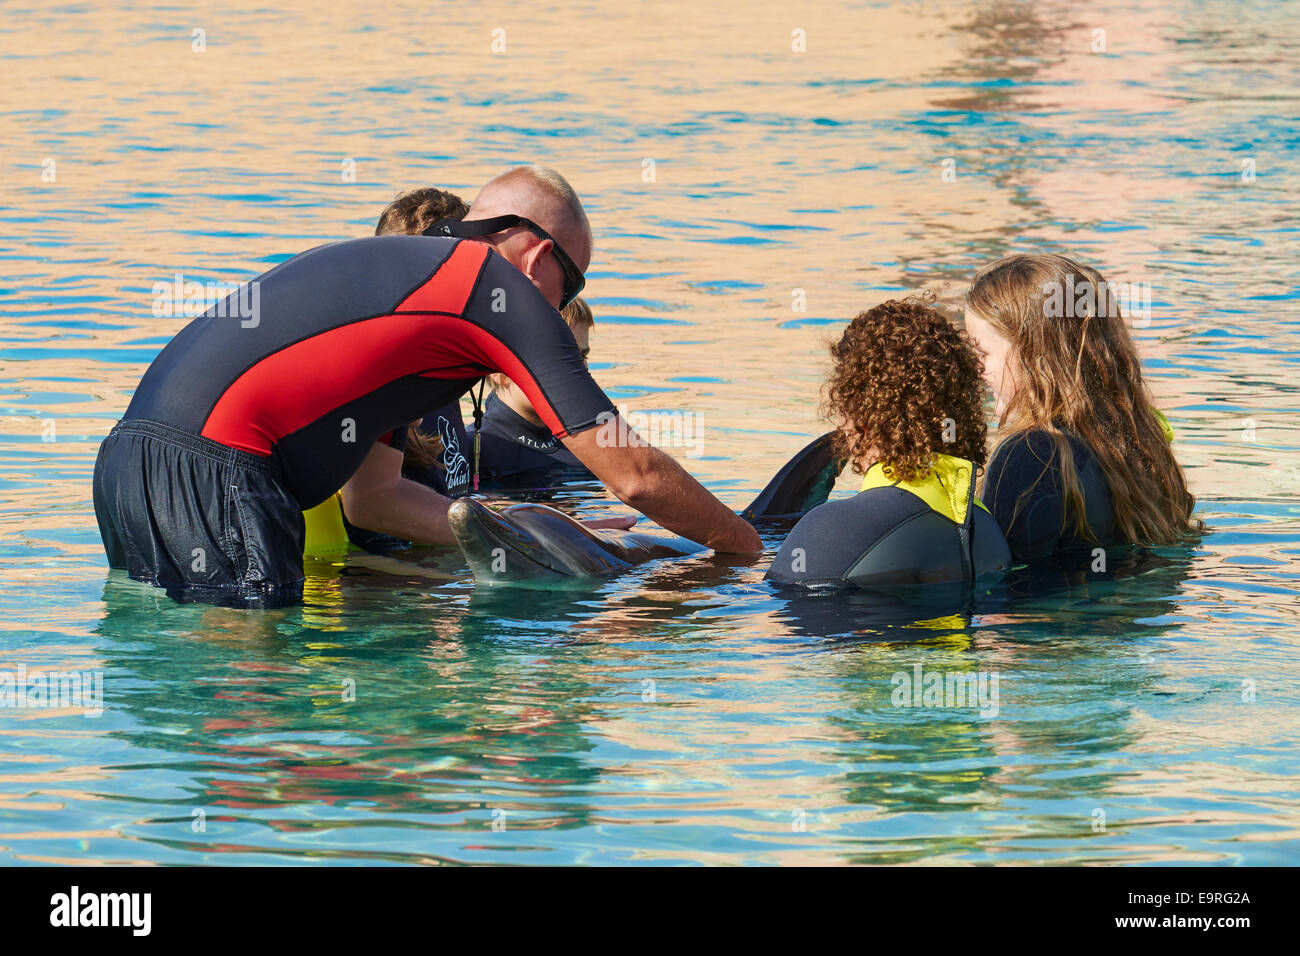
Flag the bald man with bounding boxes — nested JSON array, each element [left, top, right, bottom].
[[93, 166, 761, 606]]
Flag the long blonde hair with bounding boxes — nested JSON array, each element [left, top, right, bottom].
[[968, 253, 1200, 546]]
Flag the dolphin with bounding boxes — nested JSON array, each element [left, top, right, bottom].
[[448, 498, 704, 584], [448, 432, 843, 586]]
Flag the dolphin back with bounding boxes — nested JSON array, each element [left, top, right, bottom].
[[449, 497, 701, 587], [741, 432, 844, 522]]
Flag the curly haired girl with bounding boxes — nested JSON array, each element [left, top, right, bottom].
[[767, 296, 1010, 589]]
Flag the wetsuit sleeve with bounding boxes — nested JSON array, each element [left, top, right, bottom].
[[982, 431, 1068, 562], [458, 249, 614, 438]]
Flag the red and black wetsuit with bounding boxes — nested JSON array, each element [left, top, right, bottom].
[[93, 235, 613, 605]]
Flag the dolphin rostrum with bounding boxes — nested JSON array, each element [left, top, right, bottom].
[[448, 432, 843, 586]]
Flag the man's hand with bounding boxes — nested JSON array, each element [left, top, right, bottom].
[[562, 414, 762, 553]]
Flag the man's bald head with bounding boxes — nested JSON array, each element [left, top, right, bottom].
[[465, 166, 593, 271]]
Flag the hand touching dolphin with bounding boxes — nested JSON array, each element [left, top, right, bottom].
[[448, 433, 842, 586], [448, 498, 704, 583]]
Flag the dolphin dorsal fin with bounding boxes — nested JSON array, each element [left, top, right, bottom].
[[741, 432, 845, 522]]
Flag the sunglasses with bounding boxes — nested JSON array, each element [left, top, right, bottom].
[[424, 214, 586, 310]]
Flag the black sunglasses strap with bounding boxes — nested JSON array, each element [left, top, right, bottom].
[[421, 215, 521, 238]]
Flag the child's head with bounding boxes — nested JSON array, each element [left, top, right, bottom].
[[375, 187, 469, 236], [965, 253, 1198, 546], [964, 253, 1145, 425], [558, 296, 594, 358], [823, 296, 987, 481]]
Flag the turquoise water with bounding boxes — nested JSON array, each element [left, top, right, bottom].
[[2, 1, 1299, 864]]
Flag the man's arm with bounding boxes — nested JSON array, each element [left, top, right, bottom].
[[563, 415, 762, 553], [433, 248, 757, 551], [340, 441, 455, 544]]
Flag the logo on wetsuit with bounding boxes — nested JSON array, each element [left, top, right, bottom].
[[512, 431, 561, 453], [437, 415, 470, 496]]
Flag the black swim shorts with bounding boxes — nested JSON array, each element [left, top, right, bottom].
[[92, 419, 305, 607]]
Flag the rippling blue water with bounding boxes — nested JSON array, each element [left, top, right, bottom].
[[0, 0, 1298, 865]]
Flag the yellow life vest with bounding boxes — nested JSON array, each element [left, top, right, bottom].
[[302, 492, 350, 557], [1152, 407, 1175, 443], [859, 453, 989, 523]]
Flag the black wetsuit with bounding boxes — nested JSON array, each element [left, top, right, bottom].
[[981, 429, 1117, 563], [766, 460, 1011, 590], [397, 402, 473, 498], [93, 235, 612, 605], [467, 392, 589, 482]]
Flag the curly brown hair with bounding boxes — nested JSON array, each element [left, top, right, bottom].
[[823, 295, 988, 482]]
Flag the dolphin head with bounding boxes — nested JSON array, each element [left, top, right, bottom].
[[447, 498, 635, 585]]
